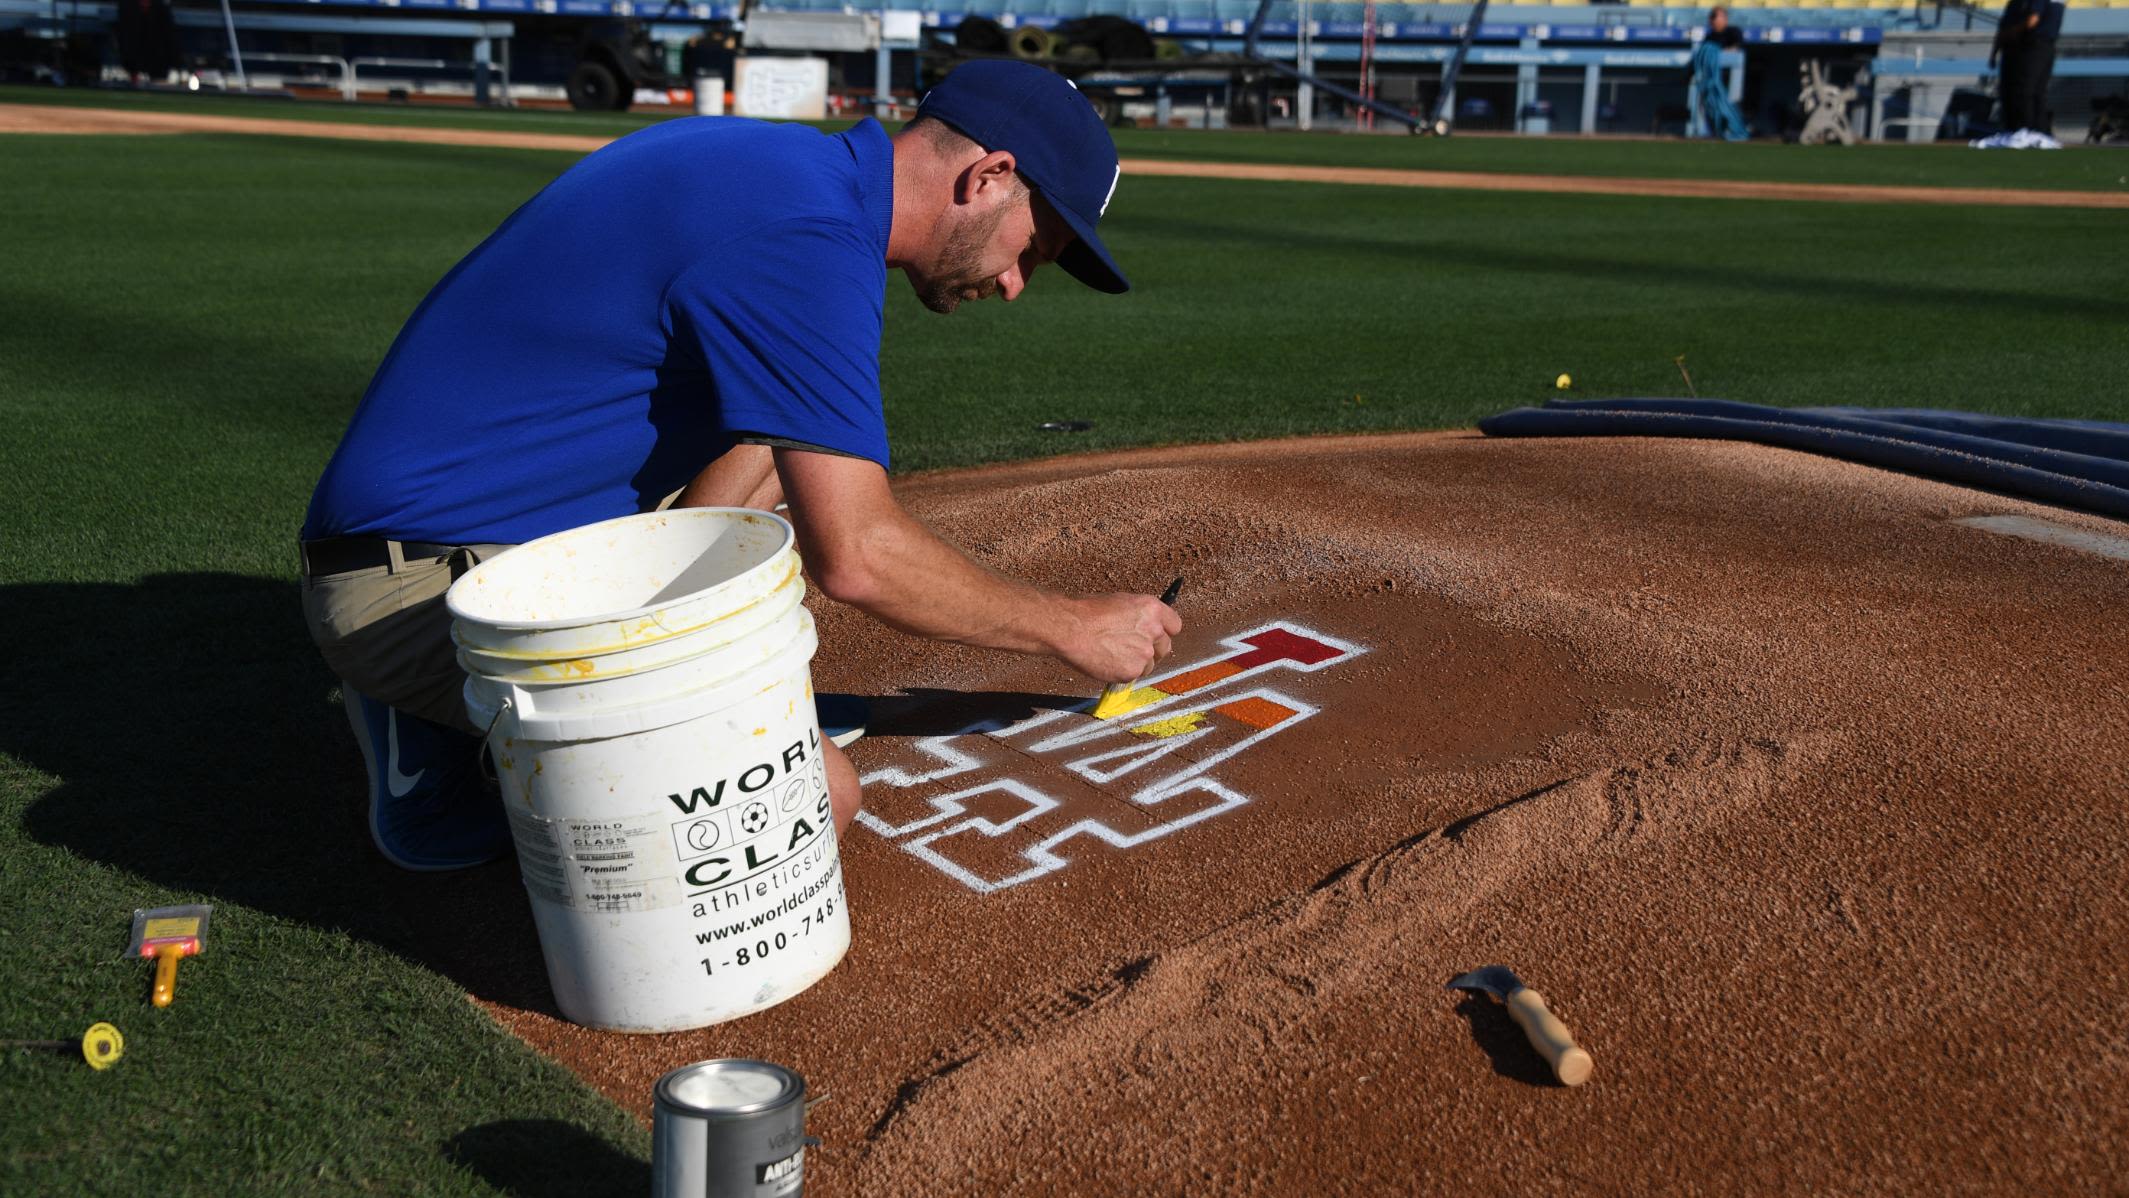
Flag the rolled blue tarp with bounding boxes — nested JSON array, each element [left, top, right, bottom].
[[1478, 398, 2129, 520]]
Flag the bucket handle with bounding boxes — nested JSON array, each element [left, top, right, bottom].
[[475, 696, 513, 785]]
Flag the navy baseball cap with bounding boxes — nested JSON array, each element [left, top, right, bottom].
[[915, 60, 1129, 294]]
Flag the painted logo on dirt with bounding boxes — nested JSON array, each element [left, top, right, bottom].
[[856, 622, 1365, 893]]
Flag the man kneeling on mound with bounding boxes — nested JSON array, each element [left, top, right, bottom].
[[297, 62, 1179, 870]]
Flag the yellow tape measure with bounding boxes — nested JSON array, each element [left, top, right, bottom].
[[81, 1022, 124, 1070]]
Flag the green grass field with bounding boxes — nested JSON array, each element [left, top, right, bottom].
[[3, 94, 2125, 1194]]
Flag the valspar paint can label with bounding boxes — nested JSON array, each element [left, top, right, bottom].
[[653, 1059, 815, 1198]]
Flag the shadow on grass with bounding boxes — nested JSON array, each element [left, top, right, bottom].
[[446, 1119, 653, 1198], [3, 572, 556, 1014]]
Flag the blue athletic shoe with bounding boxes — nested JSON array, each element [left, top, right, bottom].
[[816, 693, 868, 748], [341, 687, 510, 871]]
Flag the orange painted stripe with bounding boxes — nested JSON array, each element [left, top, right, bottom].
[[1212, 696, 1299, 730], [1156, 661, 1243, 696]]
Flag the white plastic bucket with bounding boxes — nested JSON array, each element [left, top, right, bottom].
[[447, 508, 851, 1033]]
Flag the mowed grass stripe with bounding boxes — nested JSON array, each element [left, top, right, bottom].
[[5, 83, 2126, 192], [895, 177, 2129, 470], [2, 131, 2123, 1194]]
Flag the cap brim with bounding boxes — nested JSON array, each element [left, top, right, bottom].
[[1051, 202, 1129, 295]]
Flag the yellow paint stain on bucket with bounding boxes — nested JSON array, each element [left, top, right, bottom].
[[523, 658, 602, 682], [1130, 711, 1207, 739]]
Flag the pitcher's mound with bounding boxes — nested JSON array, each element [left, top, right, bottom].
[[484, 431, 2129, 1193]]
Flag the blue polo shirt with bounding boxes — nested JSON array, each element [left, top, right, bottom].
[[304, 117, 895, 546]]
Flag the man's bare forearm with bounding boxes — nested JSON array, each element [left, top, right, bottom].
[[811, 501, 1078, 656], [676, 442, 784, 510], [772, 446, 1177, 683], [774, 446, 1074, 656]]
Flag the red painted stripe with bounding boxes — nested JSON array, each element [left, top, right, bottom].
[[1228, 628, 1345, 669]]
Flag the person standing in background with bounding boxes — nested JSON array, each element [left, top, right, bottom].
[[1692, 8, 1750, 141], [1995, 0, 2065, 133]]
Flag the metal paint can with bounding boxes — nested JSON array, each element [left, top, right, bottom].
[[653, 1059, 814, 1198]]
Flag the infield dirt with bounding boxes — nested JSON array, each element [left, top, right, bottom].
[[7, 102, 2127, 209], [466, 432, 2128, 1192]]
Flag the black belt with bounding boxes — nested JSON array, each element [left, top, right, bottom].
[[301, 536, 461, 577]]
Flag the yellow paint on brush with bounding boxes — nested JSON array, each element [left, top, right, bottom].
[[1130, 711, 1208, 739], [1091, 685, 1167, 721]]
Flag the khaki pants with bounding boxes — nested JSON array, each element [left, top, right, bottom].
[[301, 542, 514, 736], [302, 490, 694, 734]]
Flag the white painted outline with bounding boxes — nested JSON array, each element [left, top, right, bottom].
[[1955, 514, 2129, 563], [1069, 688, 1320, 789], [858, 778, 1060, 840], [856, 622, 1366, 894], [860, 621, 1363, 788], [899, 778, 1250, 894]]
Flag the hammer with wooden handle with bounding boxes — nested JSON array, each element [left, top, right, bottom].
[[1446, 965, 1594, 1086]]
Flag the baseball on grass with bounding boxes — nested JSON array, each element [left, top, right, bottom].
[[1555, 373, 1573, 390]]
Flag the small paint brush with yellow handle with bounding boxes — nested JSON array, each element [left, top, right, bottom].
[[1091, 576, 1184, 720], [127, 904, 211, 1009]]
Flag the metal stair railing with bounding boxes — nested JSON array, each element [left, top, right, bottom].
[[1241, 0, 1432, 131]]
